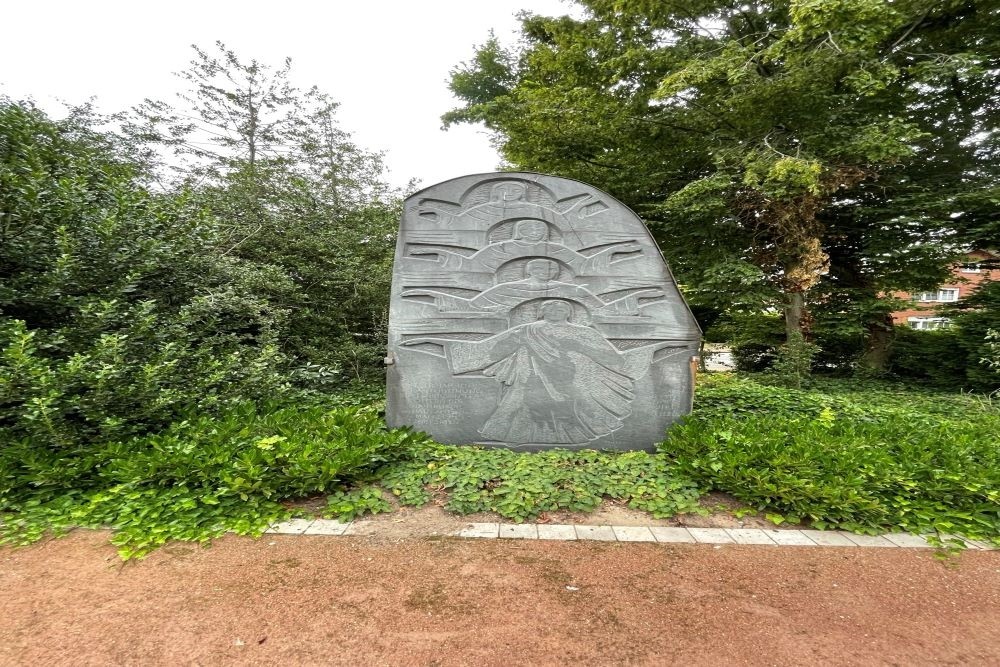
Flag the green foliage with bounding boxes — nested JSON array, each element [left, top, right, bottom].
[[888, 328, 968, 387], [669, 374, 1000, 540], [0, 100, 290, 448], [983, 329, 1000, 374], [444, 0, 999, 362], [324, 485, 392, 522], [134, 43, 399, 383], [766, 331, 820, 388], [377, 445, 703, 522], [949, 282, 1000, 390], [714, 312, 784, 372], [886, 283, 1000, 391], [0, 401, 430, 558], [4, 373, 999, 555]]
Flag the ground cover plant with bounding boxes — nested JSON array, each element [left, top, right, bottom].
[[0, 396, 428, 559], [371, 446, 704, 523], [354, 375, 999, 543], [2, 373, 997, 558], [665, 375, 1000, 540]]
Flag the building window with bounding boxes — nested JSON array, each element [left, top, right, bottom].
[[908, 317, 951, 330], [917, 288, 960, 302], [961, 263, 981, 273]]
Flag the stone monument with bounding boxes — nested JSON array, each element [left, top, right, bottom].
[[385, 173, 701, 451]]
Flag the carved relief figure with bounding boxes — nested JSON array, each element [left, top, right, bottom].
[[408, 219, 642, 273], [416, 181, 588, 228], [402, 258, 661, 316], [389, 173, 702, 451], [404, 300, 654, 444]]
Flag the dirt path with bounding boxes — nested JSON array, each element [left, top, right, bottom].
[[1, 530, 998, 666]]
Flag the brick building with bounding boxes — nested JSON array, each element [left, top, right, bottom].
[[892, 249, 1000, 329]]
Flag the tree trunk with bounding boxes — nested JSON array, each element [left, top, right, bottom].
[[784, 290, 808, 342], [861, 312, 895, 372]]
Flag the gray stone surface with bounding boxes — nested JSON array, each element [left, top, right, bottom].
[[458, 523, 500, 538], [386, 173, 701, 451], [687, 528, 736, 544], [649, 527, 697, 543], [612, 526, 656, 542], [883, 533, 932, 548], [537, 524, 578, 540], [499, 523, 539, 539], [575, 525, 617, 541], [760, 529, 816, 546], [799, 530, 856, 547], [304, 520, 351, 536], [842, 533, 896, 548], [265, 519, 314, 535], [726, 529, 777, 545]]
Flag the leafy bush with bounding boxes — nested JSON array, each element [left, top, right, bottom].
[[950, 281, 1000, 390], [887, 283, 1000, 391], [888, 327, 968, 387], [324, 485, 393, 522], [377, 445, 703, 522], [0, 101, 294, 450], [0, 401, 430, 558], [668, 374, 1000, 539]]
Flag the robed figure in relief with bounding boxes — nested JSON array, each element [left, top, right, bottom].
[[408, 301, 653, 444]]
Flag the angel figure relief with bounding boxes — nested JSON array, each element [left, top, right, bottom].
[[407, 219, 643, 274], [402, 300, 660, 445], [402, 258, 663, 317], [414, 180, 594, 229]]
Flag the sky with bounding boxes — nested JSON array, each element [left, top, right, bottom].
[[1, 0, 575, 189]]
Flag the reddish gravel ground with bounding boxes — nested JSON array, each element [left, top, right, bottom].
[[1, 529, 998, 666]]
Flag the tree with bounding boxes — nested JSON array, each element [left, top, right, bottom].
[[134, 43, 400, 379], [0, 99, 289, 449], [443, 1, 1000, 372]]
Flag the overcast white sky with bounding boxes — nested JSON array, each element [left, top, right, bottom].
[[1, 0, 574, 189]]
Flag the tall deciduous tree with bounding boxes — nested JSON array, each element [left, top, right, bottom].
[[444, 0, 999, 370], [134, 43, 399, 378], [0, 99, 290, 448]]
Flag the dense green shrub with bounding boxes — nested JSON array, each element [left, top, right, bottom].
[[0, 401, 430, 558], [888, 327, 967, 386], [377, 445, 703, 522], [950, 281, 1000, 390], [0, 101, 294, 449], [886, 282, 1000, 390], [669, 374, 1000, 539]]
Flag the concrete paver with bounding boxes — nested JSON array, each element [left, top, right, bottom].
[[799, 530, 856, 547], [575, 525, 617, 541], [537, 524, 577, 540], [687, 528, 735, 544], [499, 523, 539, 539], [265, 519, 314, 535], [612, 526, 656, 542], [761, 529, 816, 546], [304, 520, 350, 536], [649, 527, 696, 543], [884, 533, 932, 548], [458, 523, 500, 539], [844, 533, 896, 548], [727, 529, 777, 545]]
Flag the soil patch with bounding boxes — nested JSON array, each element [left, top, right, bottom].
[[1, 529, 998, 665]]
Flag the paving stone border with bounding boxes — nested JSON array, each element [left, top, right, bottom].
[[263, 519, 996, 550]]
